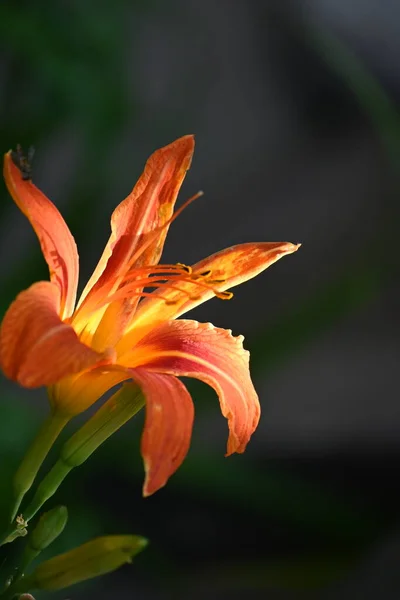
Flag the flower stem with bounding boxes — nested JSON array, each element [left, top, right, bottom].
[[0, 576, 27, 600], [23, 383, 144, 521], [22, 461, 72, 522], [10, 412, 70, 523]]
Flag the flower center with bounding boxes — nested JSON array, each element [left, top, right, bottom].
[[71, 190, 233, 349]]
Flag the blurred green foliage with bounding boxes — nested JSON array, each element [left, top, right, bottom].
[[0, 0, 137, 308]]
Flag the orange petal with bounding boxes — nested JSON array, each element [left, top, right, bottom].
[[53, 366, 194, 490], [122, 320, 260, 456], [0, 281, 105, 388], [3, 152, 79, 318], [117, 241, 300, 353], [131, 368, 194, 496], [77, 135, 195, 313]]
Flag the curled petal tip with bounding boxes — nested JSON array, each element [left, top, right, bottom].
[[142, 482, 155, 498], [136, 370, 194, 497], [171, 134, 195, 152], [274, 241, 301, 259], [142, 465, 154, 498], [282, 242, 301, 253]]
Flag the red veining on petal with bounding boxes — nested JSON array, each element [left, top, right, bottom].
[[121, 319, 260, 456]]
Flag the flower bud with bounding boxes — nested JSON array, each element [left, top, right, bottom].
[[24, 535, 148, 591], [29, 506, 68, 552], [18, 507, 68, 577]]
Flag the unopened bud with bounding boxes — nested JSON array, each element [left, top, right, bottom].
[[29, 506, 68, 552], [24, 535, 148, 591], [17, 507, 68, 578]]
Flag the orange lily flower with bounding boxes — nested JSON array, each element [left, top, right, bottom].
[[0, 136, 300, 496]]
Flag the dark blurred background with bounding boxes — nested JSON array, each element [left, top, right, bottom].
[[1, 0, 400, 598]]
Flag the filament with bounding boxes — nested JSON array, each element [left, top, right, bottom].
[[94, 273, 233, 310], [123, 191, 203, 274], [86, 263, 233, 313]]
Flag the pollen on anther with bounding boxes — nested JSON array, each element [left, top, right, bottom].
[[219, 291, 233, 300], [176, 263, 192, 274]]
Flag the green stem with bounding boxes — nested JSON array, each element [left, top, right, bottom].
[[0, 549, 37, 598], [23, 460, 72, 522], [23, 384, 144, 520], [0, 577, 28, 600], [10, 412, 70, 523], [23, 385, 145, 520], [1, 385, 144, 545]]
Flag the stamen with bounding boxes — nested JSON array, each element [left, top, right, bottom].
[[118, 263, 192, 286], [90, 270, 234, 312], [122, 190, 204, 275], [176, 263, 192, 274], [146, 274, 231, 299], [95, 282, 201, 309], [76, 264, 191, 320]]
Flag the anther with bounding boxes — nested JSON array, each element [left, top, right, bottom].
[[176, 263, 192, 274], [217, 291, 233, 300]]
